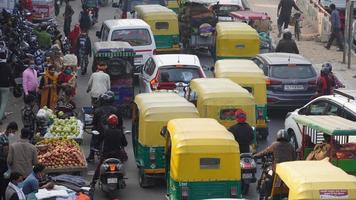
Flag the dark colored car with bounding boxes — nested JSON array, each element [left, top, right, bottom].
[[252, 53, 317, 108]]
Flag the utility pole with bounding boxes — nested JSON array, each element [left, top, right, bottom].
[[343, 0, 354, 69]]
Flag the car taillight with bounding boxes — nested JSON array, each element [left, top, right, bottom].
[[266, 79, 282, 85], [157, 82, 176, 90], [150, 71, 160, 90], [230, 186, 237, 198], [109, 164, 117, 172], [308, 80, 317, 85], [267, 97, 277, 103], [181, 186, 188, 200]]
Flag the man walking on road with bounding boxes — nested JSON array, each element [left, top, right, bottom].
[[277, 0, 302, 37], [63, 0, 74, 37], [87, 62, 111, 106], [325, 3, 344, 51]]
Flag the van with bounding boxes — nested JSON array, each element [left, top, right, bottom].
[[96, 19, 156, 75]]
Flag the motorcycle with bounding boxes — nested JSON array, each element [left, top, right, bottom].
[[256, 154, 274, 200], [240, 153, 257, 195]]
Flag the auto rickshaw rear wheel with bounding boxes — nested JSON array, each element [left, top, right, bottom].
[[139, 167, 150, 188]]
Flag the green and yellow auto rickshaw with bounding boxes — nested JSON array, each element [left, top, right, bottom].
[[161, 118, 242, 199], [293, 115, 356, 175], [132, 92, 199, 187], [269, 160, 356, 200], [134, 5, 180, 52], [214, 59, 268, 139], [214, 22, 259, 60], [167, 0, 178, 13]]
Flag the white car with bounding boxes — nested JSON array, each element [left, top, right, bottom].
[[284, 90, 356, 149], [139, 54, 206, 96]]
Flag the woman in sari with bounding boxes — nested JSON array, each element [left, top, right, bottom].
[[39, 65, 58, 110]]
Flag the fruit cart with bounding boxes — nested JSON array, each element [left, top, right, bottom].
[[37, 139, 88, 175], [44, 117, 84, 144]]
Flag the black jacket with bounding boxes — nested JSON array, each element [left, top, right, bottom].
[[76, 34, 92, 56], [102, 127, 127, 155], [79, 11, 91, 31], [228, 123, 254, 153], [275, 39, 299, 54], [0, 63, 15, 87], [278, 0, 300, 18], [92, 104, 122, 132]]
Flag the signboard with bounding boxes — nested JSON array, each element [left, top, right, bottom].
[[320, 189, 349, 199]]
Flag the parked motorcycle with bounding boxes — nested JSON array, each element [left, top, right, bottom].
[[240, 153, 257, 195], [256, 154, 274, 200]]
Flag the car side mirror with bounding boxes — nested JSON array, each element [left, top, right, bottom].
[[96, 31, 101, 39], [160, 126, 167, 137]]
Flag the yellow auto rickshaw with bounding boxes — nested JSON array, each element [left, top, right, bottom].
[[161, 118, 242, 199], [214, 59, 269, 140], [132, 92, 199, 187], [268, 160, 356, 200], [214, 22, 259, 60], [134, 5, 180, 52], [166, 0, 178, 13]]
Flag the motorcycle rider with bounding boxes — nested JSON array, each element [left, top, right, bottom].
[[321, 63, 345, 89], [90, 114, 127, 189], [254, 129, 296, 170], [275, 29, 299, 54], [79, 6, 91, 32], [86, 91, 122, 162], [76, 30, 92, 75], [228, 109, 254, 153], [314, 65, 335, 98]]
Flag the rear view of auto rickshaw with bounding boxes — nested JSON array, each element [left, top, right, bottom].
[[134, 5, 180, 52], [161, 118, 242, 199], [132, 92, 199, 187], [187, 78, 257, 150], [230, 11, 273, 53], [214, 22, 260, 60], [293, 115, 356, 175], [92, 41, 136, 116], [167, 0, 179, 13], [178, 0, 218, 51], [268, 160, 356, 200], [214, 59, 268, 139]]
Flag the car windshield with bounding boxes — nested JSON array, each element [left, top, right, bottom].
[[216, 5, 242, 16], [111, 29, 152, 46], [159, 66, 202, 83], [129, 0, 165, 10], [271, 64, 316, 79]]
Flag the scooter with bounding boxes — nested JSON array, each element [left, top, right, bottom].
[[240, 153, 257, 195], [256, 154, 274, 200]]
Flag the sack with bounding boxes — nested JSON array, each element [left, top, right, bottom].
[[13, 85, 22, 98]]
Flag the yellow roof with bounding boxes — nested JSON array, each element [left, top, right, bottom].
[[276, 160, 356, 199], [190, 78, 254, 103], [168, 118, 239, 154], [216, 22, 258, 38], [135, 4, 177, 19], [135, 92, 187, 105]]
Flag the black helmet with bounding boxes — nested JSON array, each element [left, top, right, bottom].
[[321, 63, 332, 73], [282, 29, 292, 40], [276, 129, 288, 141], [99, 91, 115, 104], [0, 41, 8, 63]]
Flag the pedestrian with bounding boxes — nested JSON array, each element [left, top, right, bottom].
[[22, 164, 54, 199], [79, 6, 91, 32], [325, 3, 344, 51], [87, 62, 110, 106], [34, 24, 52, 50], [5, 172, 25, 200], [277, 0, 302, 37], [0, 122, 18, 200], [63, 0, 75, 37], [228, 109, 254, 153], [76, 30, 92, 75], [7, 128, 38, 178], [52, 30, 64, 53], [58, 54, 77, 97], [275, 29, 299, 54], [22, 58, 39, 104], [0, 43, 16, 125], [254, 130, 296, 170], [69, 24, 81, 54], [39, 65, 58, 110], [21, 96, 36, 141]]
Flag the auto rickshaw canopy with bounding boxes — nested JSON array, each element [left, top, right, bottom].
[[216, 22, 259, 58], [293, 115, 356, 136], [167, 118, 240, 182], [134, 93, 199, 146], [275, 160, 356, 199], [93, 41, 136, 58], [214, 59, 266, 104], [134, 5, 179, 35]]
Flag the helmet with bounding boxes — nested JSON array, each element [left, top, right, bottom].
[[107, 114, 118, 126], [235, 109, 247, 123], [0, 41, 8, 63], [100, 90, 115, 104], [321, 63, 332, 73], [282, 29, 292, 40], [276, 129, 288, 141]]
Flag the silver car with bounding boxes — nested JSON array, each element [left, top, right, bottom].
[[253, 53, 317, 108]]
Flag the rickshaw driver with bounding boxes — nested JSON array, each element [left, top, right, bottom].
[[90, 114, 128, 189], [228, 109, 254, 153], [254, 130, 296, 170]]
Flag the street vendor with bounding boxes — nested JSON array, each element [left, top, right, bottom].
[[58, 54, 77, 97], [22, 164, 54, 199], [39, 65, 58, 110], [56, 86, 76, 118]]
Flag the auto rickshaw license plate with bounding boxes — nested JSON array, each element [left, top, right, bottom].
[[242, 173, 253, 179], [107, 178, 118, 184]]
